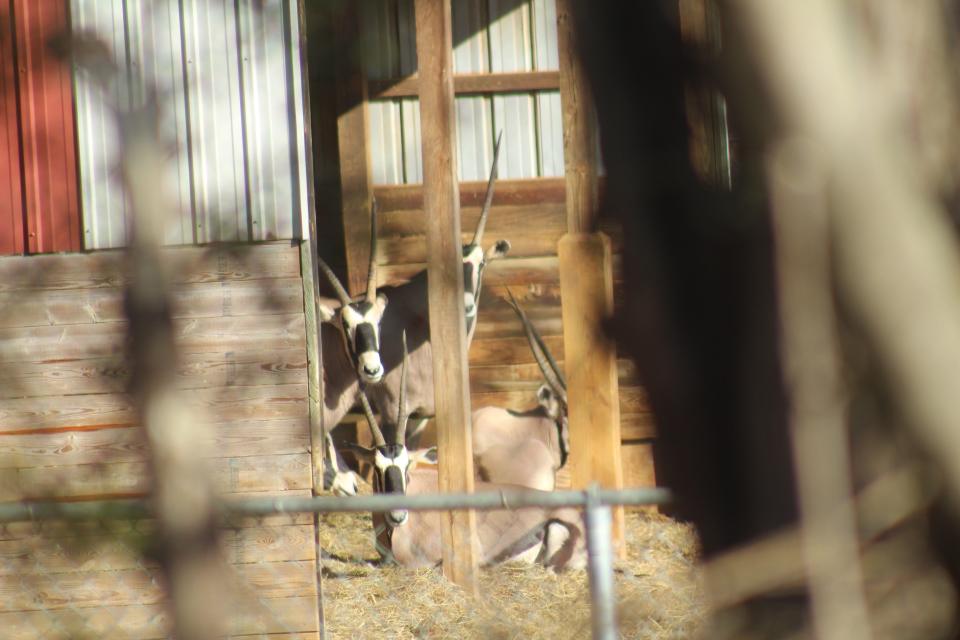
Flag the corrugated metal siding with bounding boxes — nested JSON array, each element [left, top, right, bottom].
[[0, 0, 25, 255], [71, 0, 310, 249], [364, 0, 564, 185], [14, 0, 82, 253]]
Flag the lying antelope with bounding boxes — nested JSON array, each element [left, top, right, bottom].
[[471, 290, 569, 492], [349, 332, 587, 570], [319, 133, 511, 445]]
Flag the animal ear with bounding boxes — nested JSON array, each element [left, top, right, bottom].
[[537, 384, 554, 405], [410, 447, 438, 466], [485, 239, 511, 261], [318, 302, 337, 322], [374, 292, 388, 314], [344, 442, 376, 461]]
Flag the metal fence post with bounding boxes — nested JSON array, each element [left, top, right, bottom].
[[585, 483, 618, 640]]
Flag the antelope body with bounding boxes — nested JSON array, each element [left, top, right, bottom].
[[471, 291, 570, 492], [374, 465, 587, 570]]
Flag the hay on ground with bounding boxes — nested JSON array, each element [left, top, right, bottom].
[[316, 480, 706, 640]]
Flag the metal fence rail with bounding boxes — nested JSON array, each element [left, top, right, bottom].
[[0, 485, 671, 639], [0, 486, 670, 523]]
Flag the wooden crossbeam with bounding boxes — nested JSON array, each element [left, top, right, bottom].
[[369, 70, 561, 99]]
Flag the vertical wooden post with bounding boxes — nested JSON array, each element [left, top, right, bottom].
[[414, 0, 480, 593], [334, 2, 374, 297], [556, 0, 626, 556], [294, 0, 327, 635]]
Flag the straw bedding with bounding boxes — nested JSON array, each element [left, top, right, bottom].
[[316, 482, 706, 639]]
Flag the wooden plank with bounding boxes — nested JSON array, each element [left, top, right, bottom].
[[470, 386, 646, 416], [468, 334, 565, 365], [378, 254, 561, 288], [471, 284, 563, 341], [469, 359, 639, 392], [0, 524, 315, 576], [3, 453, 312, 501], [379, 202, 567, 263], [0, 492, 315, 541], [0, 349, 308, 399], [0, 277, 305, 329], [0, 313, 306, 363], [0, 384, 308, 433], [622, 442, 656, 495], [373, 177, 566, 211], [0, 565, 297, 613], [0, 418, 310, 469], [620, 413, 657, 441], [415, 0, 480, 593], [558, 233, 626, 555], [334, 1, 374, 297], [0, 242, 301, 292], [370, 70, 562, 99], [0, 596, 318, 638]]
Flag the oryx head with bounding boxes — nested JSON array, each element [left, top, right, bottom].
[[350, 331, 416, 528], [506, 289, 570, 466], [318, 198, 388, 383], [462, 132, 512, 321]]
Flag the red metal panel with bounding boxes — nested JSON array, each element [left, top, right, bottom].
[[0, 0, 25, 254], [13, 0, 80, 253]]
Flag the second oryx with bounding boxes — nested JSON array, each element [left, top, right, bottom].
[[350, 331, 587, 570], [471, 290, 569, 492]]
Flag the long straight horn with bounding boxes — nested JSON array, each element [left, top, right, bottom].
[[365, 197, 379, 301], [506, 289, 567, 404], [358, 389, 387, 448], [472, 130, 503, 246], [396, 330, 409, 447], [318, 256, 353, 308]]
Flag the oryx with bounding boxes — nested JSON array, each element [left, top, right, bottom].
[[471, 290, 569, 492], [351, 331, 587, 571], [320, 133, 511, 445]]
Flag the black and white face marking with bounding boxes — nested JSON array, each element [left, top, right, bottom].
[[372, 444, 412, 527], [322, 433, 359, 496], [538, 384, 570, 467], [339, 293, 388, 383], [461, 239, 510, 320]]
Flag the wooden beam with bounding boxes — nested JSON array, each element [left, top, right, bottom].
[[334, 2, 374, 297], [558, 235, 627, 551], [678, 0, 732, 186], [369, 70, 561, 99], [373, 177, 567, 210], [556, 0, 627, 556], [556, 0, 599, 233], [414, 0, 480, 593]]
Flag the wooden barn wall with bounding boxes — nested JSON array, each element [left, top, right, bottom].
[[369, 179, 656, 491], [0, 242, 321, 637], [70, 0, 311, 248]]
